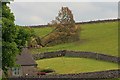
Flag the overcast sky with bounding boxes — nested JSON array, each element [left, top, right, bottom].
[[9, 2, 118, 26]]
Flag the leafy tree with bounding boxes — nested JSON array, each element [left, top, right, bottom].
[[44, 7, 80, 46], [2, 2, 19, 76], [2, 2, 35, 76], [55, 7, 75, 25], [15, 26, 35, 50]]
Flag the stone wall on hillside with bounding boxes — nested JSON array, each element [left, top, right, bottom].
[[24, 19, 119, 28], [33, 50, 66, 60], [32, 50, 120, 64], [65, 51, 120, 63]]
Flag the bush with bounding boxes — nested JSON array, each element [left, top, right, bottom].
[[40, 69, 55, 73]]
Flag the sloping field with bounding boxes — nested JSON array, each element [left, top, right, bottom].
[[33, 27, 53, 38], [32, 21, 118, 56], [36, 57, 118, 74]]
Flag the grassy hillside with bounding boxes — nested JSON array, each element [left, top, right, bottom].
[[36, 57, 118, 74], [32, 21, 118, 56], [32, 27, 53, 38]]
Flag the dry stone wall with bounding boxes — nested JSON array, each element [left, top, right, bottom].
[[9, 69, 120, 79], [33, 50, 66, 60], [25, 19, 119, 28], [31, 50, 120, 79], [32, 50, 120, 64], [65, 51, 120, 63], [36, 69, 120, 79], [7, 20, 120, 80]]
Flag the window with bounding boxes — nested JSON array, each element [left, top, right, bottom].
[[12, 67, 20, 76]]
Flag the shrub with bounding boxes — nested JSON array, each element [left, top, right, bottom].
[[40, 69, 55, 73]]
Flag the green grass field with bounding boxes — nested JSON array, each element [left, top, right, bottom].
[[36, 57, 118, 74], [31, 21, 118, 56], [32, 27, 53, 38]]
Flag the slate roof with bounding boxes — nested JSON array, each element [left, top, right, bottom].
[[16, 48, 37, 66]]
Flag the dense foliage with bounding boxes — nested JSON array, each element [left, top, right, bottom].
[[2, 2, 18, 76], [2, 2, 35, 76], [15, 26, 35, 50]]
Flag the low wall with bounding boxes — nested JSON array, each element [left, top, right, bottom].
[[24, 19, 119, 28], [65, 51, 120, 63], [32, 50, 120, 64], [37, 69, 120, 79], [9, 69, 120, 79], [75, 19, 119, 25], [33, 50, 66, 60]]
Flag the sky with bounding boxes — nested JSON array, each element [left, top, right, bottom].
[[9, 2, 118, 26]]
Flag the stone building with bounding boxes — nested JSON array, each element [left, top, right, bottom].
[[8, 48, 37, 77]]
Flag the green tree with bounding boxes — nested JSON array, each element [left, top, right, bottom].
[[2, 2, 19, 76], [15, 26, 34, 50], [2, 2, 35, 76]]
